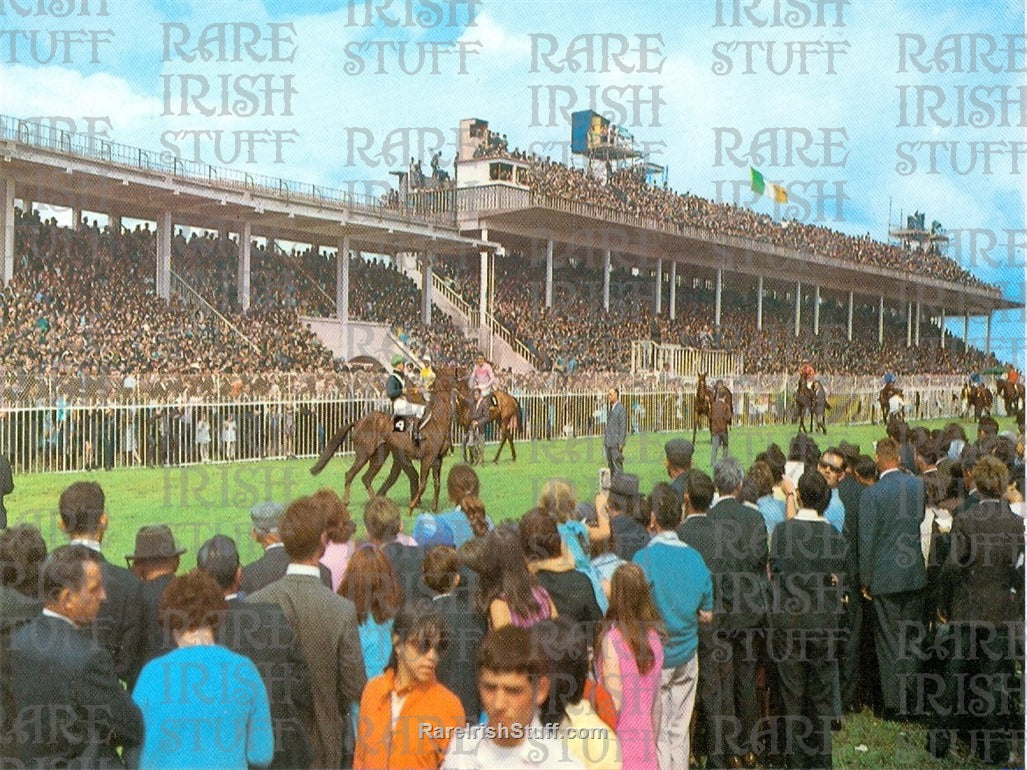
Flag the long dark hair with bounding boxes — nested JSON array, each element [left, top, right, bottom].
[[600, 563, 664, 675], [475, 522, 545, 622], [339, 543, 402, 625], [385, 599, 450, 672]]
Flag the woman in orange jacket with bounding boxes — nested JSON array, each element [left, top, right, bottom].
[[354, 600, 466, 769]]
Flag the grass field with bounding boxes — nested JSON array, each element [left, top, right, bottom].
[[7, 416, 1020, 769]]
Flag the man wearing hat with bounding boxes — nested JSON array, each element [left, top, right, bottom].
[[665, 438, 694, 504], [606, 473, 649, 562], [387, 355, 427, 442], [197, 535, 314, 770], [241, 501, 331, 595], [126, 524, 186, 666]]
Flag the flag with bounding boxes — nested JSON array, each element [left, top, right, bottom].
[[750, 167, 788, 203]]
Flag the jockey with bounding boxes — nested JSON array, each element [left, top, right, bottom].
[[469, 353, 496, 404], [387, 355, 426, 442], [419, 355, 436, 391], [970, 371, 983, 387]]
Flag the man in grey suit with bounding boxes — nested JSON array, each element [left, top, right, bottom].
[[240, 500, 330, 594], [248, 496, 366, 769], [604, 388, 627, 476], [858, 436, 926, 718]]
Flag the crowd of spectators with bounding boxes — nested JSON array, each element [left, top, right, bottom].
[[3, 417, 1024, 768]]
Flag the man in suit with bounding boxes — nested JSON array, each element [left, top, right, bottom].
[[705, 457, 769, 767], [665, 438, 694, 505], [197, 534, 313, 770], [928, 455, 1024, 763], [240, 500, 330, 594], [248, 495, 366, 769], [0, 451, 12, 530], [57, 481, 145, 687], [709, 393, 732, 467], [604, 388, 626, 476], [11, 544, 143, 767], [126, 524, 184, 666], [858, 436, 927, 718]]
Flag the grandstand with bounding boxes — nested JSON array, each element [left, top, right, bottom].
[[0, 113, 1017, 389]]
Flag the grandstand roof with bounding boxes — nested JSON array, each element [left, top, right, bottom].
[[0, 115, 496, 258], [459, 193, 1017, 317]]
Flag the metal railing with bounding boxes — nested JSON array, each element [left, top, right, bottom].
[[631, 341, 742, 377], [0, 114, 457, 228], [168, 270, 260, 353], [0, 385, 970, 476], [482, 311, 542, 370]]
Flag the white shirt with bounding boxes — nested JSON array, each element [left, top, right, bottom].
[[285, 564, 321, 578], [442, 717, 587, 770], [42, 608, 78, 629]]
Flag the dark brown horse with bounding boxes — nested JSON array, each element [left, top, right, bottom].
[[795, 379, 815, 433], [967, 382, 993, 421], [454, 384, 522, 464], [310, 369, 456, 514], [879, 383, 904, 424], [691, 373, 714, 444], [996, 377, 1025, 422]]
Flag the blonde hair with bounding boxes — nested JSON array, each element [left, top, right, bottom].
[[538, 479, 576, 523]]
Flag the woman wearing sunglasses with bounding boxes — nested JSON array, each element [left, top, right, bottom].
[[354, 600, 466, 770]]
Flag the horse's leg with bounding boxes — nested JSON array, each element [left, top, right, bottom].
[[375, 446, 403, 496], [408, 458, 433, 515], [362, 446, 388, 498], [431, 457, 442, 512], [508, 419, 517, 462], [492, 424, 505, 464], [343, 447, 370, 505], [461, 430, 469, 464]]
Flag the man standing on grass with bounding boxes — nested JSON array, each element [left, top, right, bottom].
[[604, 388, 627, 477]]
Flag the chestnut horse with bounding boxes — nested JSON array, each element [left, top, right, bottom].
[[454, 384, 522, 464]]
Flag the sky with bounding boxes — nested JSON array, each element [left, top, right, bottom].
[[0, 0, 1023, 367]]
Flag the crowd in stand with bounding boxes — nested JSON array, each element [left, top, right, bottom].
[[2, 414, 1023, 768]]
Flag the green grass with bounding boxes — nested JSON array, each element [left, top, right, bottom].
[[8, 417, 1020, 769]]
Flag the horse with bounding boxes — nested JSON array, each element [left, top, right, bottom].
[[310, 369, 456, 515], [996, 378, 1026, 422], [794, 379, 815, 433], [967, 382, 993, 421], [454, 382, 522, 464], [691, 373, 713, 445], [879, 383, 903, 424]]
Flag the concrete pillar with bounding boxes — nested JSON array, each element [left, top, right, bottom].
[[421, 252, 434, 326], [337, 236, 350, 357], [545, 238, 553, 309], [794, 281, 802, 337], [906, 301, 913, 347], [1, 177, 14, 286], [669, 261, 677, 321], [156, 210, 172, 301], [985, 314, 992, 355], [71, 207, 81, 230], [654, 258, 662, 315], [914, 301, 921, 347], [756, 275, 764, 331], [813, 285, 821, 336], [602, 248, 611, 312], [963, 313, 970, 345], [479, 229, 489, 327], [847, 291, 854, 341], [237, 221, 251, 312], [879, 296, 885, 345], [715, 268, 723, 327], [939, 309, 945, 349], [109, 213, 121, 232]]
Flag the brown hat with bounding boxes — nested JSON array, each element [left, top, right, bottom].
[[126, 525, 186, 563]]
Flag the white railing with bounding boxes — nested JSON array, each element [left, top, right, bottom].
[[631, 341, 742, 377], [483, 311, 542, 370]]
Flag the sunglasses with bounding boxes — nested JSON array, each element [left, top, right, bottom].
[[818, 461, 844, 473], [407, 634, 448, 655]]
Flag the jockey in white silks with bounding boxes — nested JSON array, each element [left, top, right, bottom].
[[387, 355, 428, 443]]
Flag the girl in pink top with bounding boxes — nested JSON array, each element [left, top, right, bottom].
[[475, 522, 557, 629]]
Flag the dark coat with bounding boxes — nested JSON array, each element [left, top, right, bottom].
[[0, 453, 12, 529], [240, 545, 331, 595], [433, 585, 487, 722], [221, 598, 314, 770], [604, 401, 626, 448], [11, 614, 143, 768], [858, 470, 927, 596], [769, 517, 849, 631], [87, 555, 145, 687], [703, 498, 770, 630], [940, 498, 1025, 624]]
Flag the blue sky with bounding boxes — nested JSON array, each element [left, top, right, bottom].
[[0, 0, 1023, 366]]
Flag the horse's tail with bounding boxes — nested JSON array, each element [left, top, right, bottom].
[[508, 399, 523, 434], [310, 420, 356, 476]]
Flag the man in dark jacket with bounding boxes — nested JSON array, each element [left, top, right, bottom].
[[198, 535, 314, 770], [241, 500, 330, 594], [0, 452, 12, 530], [126, 524, 185, 667], [604, 388, 627, 476]]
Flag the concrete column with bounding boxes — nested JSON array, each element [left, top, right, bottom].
[[914, 301, 921, 347], [71, 207, 81, 230], [963, 313, 970, 345], [421, 252, 434, 326], [794, 281, 802, 337], [109, 213, 121, 232], [156, 210, 172, 301], [756, 275, 764, 331], [602, 248, 611, 312], [479, 229, 489, 327], [545, 238, 553, 309], [813, 285, 821, 336], [985, 314, 992, 355], [654, 258, 662, 315], [847, 291, 854, 341], [906, 301, 913, 348], [715, 268, 723, 327], [1, 177, 14, 286], [939, 309, 946, 349], [669, 261, 677, 321], [879, 296, 885, 345], [337, 235, 350, 320], [237, 221, 252, 312]]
